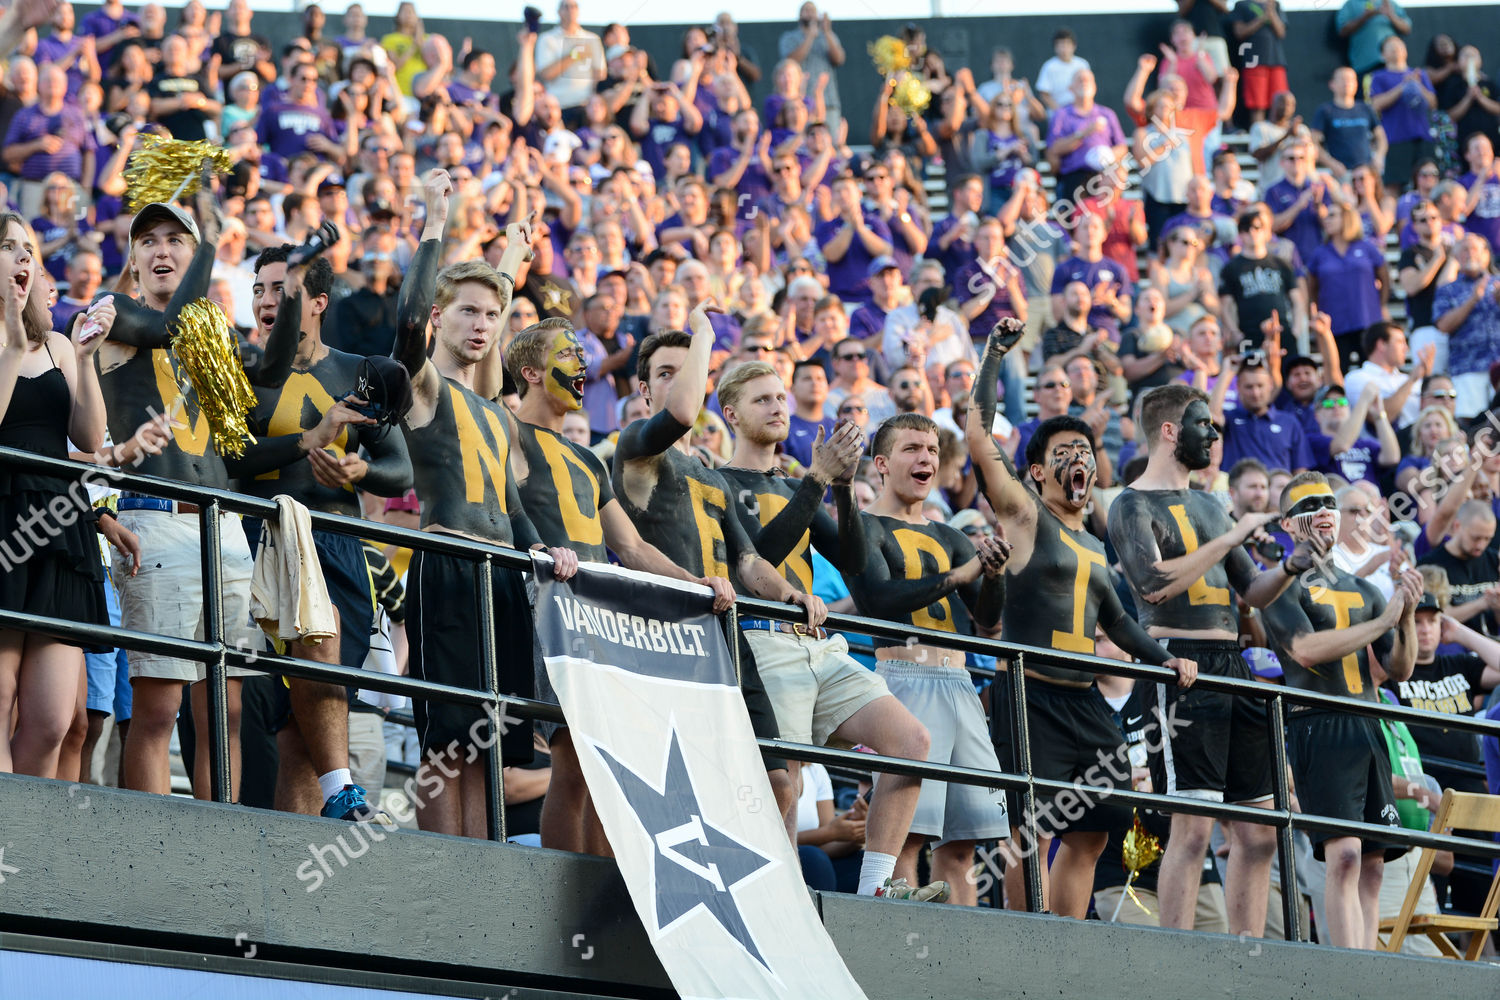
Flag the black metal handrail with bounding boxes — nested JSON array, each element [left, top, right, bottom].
[[8, 445, 1500, 939]]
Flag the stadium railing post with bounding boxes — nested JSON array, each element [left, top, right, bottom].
[[1008, 651, 1044, 913], [1268, 691, 1302, 941], [198, 498, 232, 804], [479, 553, 506, 843]]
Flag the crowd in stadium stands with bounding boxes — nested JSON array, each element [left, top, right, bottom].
[[1, 0, 1499, 954]]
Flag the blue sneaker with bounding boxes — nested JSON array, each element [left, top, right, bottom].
[[321, 783, 384, 822]]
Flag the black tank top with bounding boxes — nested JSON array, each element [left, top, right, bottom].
[[0, 343, 71, 494]]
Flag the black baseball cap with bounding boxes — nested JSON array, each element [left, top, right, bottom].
[[129, 202, 200, 245], [350, 356, 413, 424], [1415, 592, 1442, 614]]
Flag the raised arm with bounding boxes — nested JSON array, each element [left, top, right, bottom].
[[967, 318, 1033, 520]]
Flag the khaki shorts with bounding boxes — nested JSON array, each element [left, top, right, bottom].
[[347, 710, 388, 792], [115, 509, 258, 683], [743, 628, 888, 748]]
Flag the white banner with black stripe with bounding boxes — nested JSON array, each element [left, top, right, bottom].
[[534, 560, 867, 1000]]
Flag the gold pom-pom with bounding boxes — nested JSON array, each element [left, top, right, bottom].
[[891, 74, 932, 117], [867, 35, 910, 77], [170, 299, 257, 458], [1110, 809, 1164, 917], [125, 133, 235, 215]]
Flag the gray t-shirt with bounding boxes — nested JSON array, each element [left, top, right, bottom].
[[779, 26, 841, 113]]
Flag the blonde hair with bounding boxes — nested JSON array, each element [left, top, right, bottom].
[[716, 360, 778, 415], [433, 259, 508, 314], [1412, 404, 1461, 459], [1417, 564, 1451, 611], [504, 317, 575, 397]]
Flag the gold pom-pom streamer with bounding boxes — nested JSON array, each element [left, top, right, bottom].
[[867, 35, 910, 77], [125, 133, 235, 214], [169, 299, 257, 458], [1108, 810, 1164, 921], [891, 73, 932, 117]]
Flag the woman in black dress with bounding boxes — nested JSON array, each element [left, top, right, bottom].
[[0, 212, 111, 778]]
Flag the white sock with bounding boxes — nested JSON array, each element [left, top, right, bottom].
[[857, 851, 897, 895], [318, 768, 353, 802]]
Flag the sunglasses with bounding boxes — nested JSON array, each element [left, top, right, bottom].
[[1318, 397, 1348, 409], [743, 344, 774, 354], [1428, 388, 1458, 399], [961, 525, 995, 537], [1039, 379, 1070, 390], [1419, 169, 1440, 178], [949, 370, 976, 380], [837, 351, 867, 361]]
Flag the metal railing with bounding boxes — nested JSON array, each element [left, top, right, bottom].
[[8, 445, 1500, 941]]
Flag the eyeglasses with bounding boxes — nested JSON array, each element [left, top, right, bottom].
[[1039, 379, 1070, 390], [837, 351, 867, 361], [840, 404, 867, 414], [1428, 388, 1458, 399]]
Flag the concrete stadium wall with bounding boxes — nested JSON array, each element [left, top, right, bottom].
[[2, 774, 1496, 1000], [72, 3, 1497, 148]]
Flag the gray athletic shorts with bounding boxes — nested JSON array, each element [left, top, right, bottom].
[[875, 660, 1010, 846]]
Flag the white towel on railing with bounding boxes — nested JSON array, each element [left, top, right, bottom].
[[250, 495, 336, 645]]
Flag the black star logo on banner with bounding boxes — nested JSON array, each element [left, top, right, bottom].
[[593, 725, 777, 971]]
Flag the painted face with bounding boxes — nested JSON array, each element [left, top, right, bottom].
[[1283, 490, 1340, 545], [1034, 431, 1096, 509], [542, 327, 587, 411], [1173, 399, 1218, 471]]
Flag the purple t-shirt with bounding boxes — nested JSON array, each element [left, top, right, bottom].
[[1460, 171, 1500, 253], [1048, 255, 1132, 338], [32, 34, 89, 100], [954, 260, 1022, 339], [637, 115, 695, 181], [706, 146, 772, 208], [1310, 432, 1384, 485], [1046, 103, 1126, 177], [3, 104, 94, 181], [80, 8, 140, 71], [31, 215, 93, 282], [1368, 68, 1435, 145], [578, 328, 616, 434], [1307, 238, 1385, 337], [50, 297, 87, 335], [930, 215, 973, 278], [847, 302, 887, 343], [784, 412, 835, 468], [1265, 178, 1332, 269], [256, 101, 340, 160], [1221, 405, 1313, 472], [814, 209, 894, 305]]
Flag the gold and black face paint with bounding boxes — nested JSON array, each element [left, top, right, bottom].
[[543, 328, 588, 412], [1284, 481, 1338, 537]]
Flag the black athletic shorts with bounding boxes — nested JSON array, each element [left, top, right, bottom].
[[1287, 710, 1404, 861], [723, 619, 786, 774], [246, 523, 380, 731], [1149, 639, 1273, 805], [407, 549, 534, 765], [992, 675, 1131, 834]]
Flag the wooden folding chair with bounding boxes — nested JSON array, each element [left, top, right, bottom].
[[1380, 790, 1500, 960]]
